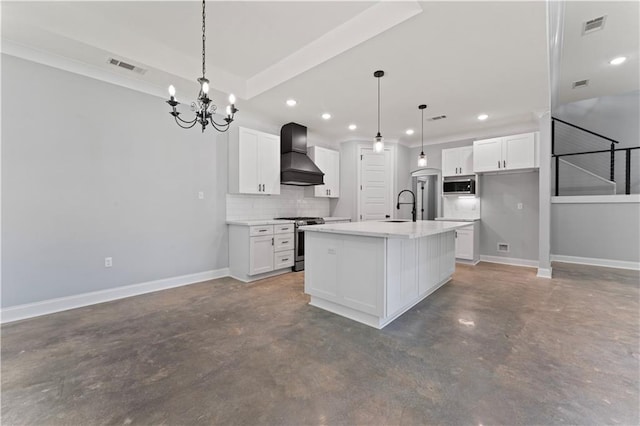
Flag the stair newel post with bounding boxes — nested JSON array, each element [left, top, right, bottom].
[[555, 156, 559, 196], [610, 142, 615, 182], [625, 148, 631, 195]]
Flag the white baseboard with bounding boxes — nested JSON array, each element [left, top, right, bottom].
[[1, 268, 230, 324], [551, 255, 640, 271], [479, 255, 539, 268], [536, 267, 553, 279]]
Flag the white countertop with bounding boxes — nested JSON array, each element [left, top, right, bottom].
[[300, 220, 471, 239], [322, 217, 352, 222], [435, 217, 480, 222], [227, 219, 295, 226]]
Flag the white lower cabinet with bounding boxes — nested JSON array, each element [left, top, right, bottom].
[[454, 223, 480, 264], [229, 223, 295, 282]]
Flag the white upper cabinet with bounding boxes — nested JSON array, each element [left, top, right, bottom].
[[229, 126, 280, 195], [442, 146, 474, 177], [473, 132, 537, 173], [308, 146, 340, 198]]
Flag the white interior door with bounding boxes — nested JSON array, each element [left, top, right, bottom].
[[359, 147, 392, 221]]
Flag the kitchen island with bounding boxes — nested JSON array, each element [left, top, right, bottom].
[[300, 220, 470, 329]]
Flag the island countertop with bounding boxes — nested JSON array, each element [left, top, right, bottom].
[[300, 220, 471, 239]]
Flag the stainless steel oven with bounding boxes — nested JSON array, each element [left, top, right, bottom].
[[274, 217, 325, 271]]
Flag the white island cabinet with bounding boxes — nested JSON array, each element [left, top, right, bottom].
[[301, 220, 471, 329]]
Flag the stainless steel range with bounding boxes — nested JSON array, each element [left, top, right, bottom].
[[274, 217, 325, 271]]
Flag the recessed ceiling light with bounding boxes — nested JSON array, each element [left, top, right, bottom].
[[348, 124, 357, 130], [405, 129, 415, 135], [286, 99, 297, 106], [609, 56, 627, 65], [322, 113, 331, 120], [477, 114, 489, 121]]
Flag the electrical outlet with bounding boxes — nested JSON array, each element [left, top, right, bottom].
[[104, 257, 113, 268], [198, 191, 204, 200], [517, 203, 523, 210]]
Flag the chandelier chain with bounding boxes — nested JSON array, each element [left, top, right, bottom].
[[377, 77, 380, 134], [201, 0, 206, 79]]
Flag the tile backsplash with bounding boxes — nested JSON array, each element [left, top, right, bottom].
[[442, 196, 481, 220], [226, 186, 330, 220]]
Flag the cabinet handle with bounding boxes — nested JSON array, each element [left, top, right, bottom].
[[258, 184, 261, 191], [329, 189, 331, 195], [282, 241, 289, 244], [498, 161, 501, 168], [271, 237, 274, 246], [282, 258, 288, 261], [503, 160, 506, 168], [259, 230, 267, 232], [281, 227, 288, 230]]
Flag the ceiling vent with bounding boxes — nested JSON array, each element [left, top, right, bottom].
[[428, 115, 447, 121], [572, 79, 589, 89], [582, 15, 606, 35], [107, 58, 147, 75]]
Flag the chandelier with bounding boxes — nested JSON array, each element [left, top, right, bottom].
[[166, 0, 238, 132], [418, 104, 427, 167], [373, 70, 385, 153]]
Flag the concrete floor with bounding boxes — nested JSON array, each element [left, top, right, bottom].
[[2, 262, 638, 425]]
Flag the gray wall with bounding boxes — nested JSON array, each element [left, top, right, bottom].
[[551, 202, 640, 262], [479, 172, 540, 261], [1, 54, 229, 307], [554, 90, 639, 149]]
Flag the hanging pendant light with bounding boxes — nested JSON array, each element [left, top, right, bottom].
[[373, 70, 385, 153], [417, 104, 427, 167], [166, 0, 238, 132]]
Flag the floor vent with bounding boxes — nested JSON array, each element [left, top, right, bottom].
[[572, 79, 589, 89], [107, 58, 147, 75], [497, 243, 509, 253], [582, 16, 606, 35], [429, 115, 447, 121]]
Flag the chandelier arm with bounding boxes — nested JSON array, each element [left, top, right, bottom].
[[209, 119, 231, 131], [175, 116, 198, 129], [175, 114, 198, 125]]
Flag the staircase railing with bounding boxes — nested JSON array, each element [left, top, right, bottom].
[[552, 117, 638, 195]]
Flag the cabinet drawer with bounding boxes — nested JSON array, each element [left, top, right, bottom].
[[274, 233, 294, 251], [274, 250, 295, 269], [249, 225, 273, 236], [274, 223, 294, 234]]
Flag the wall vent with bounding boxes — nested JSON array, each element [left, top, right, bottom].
[[497, 243, 509, 253], [428, 115, 447, 121], [582, 16, 606, 35], [107, 58, 147, 75], [572, 79, 589, 89]]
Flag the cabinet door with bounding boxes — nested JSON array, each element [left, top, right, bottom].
[[473, 138, 503, 172], [455, 228, 474, 260], [238, 128, 260, 194], [310, 147, 329, 197], [328, 149, 340, 197], [259, 133, 281, 195], [458, 146, 474, 175], [249, 235, 274, 275], [503, 133, 535, 170], [441, 148, 459, 177]]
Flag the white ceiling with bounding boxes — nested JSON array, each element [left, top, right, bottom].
[[2, 1, 554, 146], [556, 1, 639, 105]]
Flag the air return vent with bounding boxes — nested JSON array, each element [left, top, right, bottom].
[[107, 58, 147, 75], [582, 15, 606, 35], [572, 79, 589, 89], [428, 115, 447, 121], [497, 243, 509, 253]]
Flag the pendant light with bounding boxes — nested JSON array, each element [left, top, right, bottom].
[[417, 104, 427, 167], [373, 70, 385, 153], [166, 0, 238, 132]]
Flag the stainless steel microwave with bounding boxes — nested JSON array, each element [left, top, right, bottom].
[[443, 177, 476, 195]]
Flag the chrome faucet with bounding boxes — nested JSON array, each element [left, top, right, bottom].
[[396, 190, 417, 222]]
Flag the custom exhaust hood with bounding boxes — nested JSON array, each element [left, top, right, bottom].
[[280, 123, 324, 186]]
